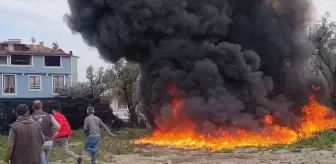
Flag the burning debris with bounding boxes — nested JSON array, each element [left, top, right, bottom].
[[65, 0, 336, 150], [134, 85, 336, 150]]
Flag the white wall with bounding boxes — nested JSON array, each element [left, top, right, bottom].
[[71, 56, 79, 84], [110, 97, 129, 121]]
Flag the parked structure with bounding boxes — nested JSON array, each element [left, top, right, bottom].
[[0, 39, 79, 98], [110, 98, 130, 122], [101, 89, 129, 122], [102, 89, 147, 128]]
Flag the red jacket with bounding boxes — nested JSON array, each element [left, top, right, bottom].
[[53, 112, 72, 138]]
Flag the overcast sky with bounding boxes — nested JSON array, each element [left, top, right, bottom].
[[0, 0, 334, 81]]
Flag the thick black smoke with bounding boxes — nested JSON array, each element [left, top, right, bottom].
[[65, 0, 321, 133]]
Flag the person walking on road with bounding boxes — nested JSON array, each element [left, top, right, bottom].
[[6, 104, 45, 164], [52, 108, 83, 164], [30, 100, 60, 164], [84, 106, 115, 164]]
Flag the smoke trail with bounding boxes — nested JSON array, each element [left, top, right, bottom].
[[65, 0, 321, 132]]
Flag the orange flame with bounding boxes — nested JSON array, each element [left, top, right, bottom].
[[133, 85, 336, 151]]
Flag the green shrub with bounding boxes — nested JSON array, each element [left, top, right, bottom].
[[0, 136, 7, 160]]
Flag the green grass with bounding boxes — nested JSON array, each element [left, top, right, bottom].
[[50, 128, 149, 162], [264, 130, 336, 151], [0, 128, 149, 163], [0, 136, 7, 159], [1, 129, 336, 163], [287, 131, 336, 149]]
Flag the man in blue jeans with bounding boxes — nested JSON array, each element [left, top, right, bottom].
[[84, 106, 115, 164], [31, 100, 60, 164]]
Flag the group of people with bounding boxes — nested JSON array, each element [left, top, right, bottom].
[[5, 100, 115, 164]]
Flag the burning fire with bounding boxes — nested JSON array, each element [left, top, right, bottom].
[[133, 85, 336, 151]]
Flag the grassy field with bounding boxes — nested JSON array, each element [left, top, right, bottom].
[[274, 130, 336, 150], [0, 129, 336, 163], [0, 128, 149, 163]]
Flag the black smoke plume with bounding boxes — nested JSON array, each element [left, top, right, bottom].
[[65, 0, 322, 133]]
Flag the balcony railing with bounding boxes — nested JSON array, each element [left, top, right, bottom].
[[29, 85, 41, 90]]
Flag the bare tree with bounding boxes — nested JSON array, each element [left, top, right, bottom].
[[85, 66, 109, 98], [310, 12, 336, 106], [66, 59, 141, 124], [66, 66, 112, 99]]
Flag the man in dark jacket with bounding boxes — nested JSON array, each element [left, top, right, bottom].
[[52, 108, 82, 164], [6, 104, 45, 164], [31, 100, 60, 164]]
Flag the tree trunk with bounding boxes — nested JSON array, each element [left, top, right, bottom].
[[129, 106, 138, 126], [90, 86, 94, 98], [332, 72, 336, 108], [123, 87, 138, 127]]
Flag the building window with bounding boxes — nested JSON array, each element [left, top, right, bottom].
[[2, 74, 16, 94], [11, 55, 32, 65], [45, 56, 61, 67], [52, 75, 65, 94], [29, 75, 41, 91], [0, 56, 8, 65]]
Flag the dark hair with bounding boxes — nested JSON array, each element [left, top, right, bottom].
[[87, 106, 95, 114], [16, 104, 29, 116]]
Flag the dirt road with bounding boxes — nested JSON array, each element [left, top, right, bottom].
[[110, 147, 336, 164]]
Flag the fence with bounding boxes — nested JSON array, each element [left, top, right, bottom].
[[0, 97, 123, 135]]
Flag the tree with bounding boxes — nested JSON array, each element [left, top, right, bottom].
[[310, 12, 336, 106], [66, 66, 112, 99], [85, 66, 109, 98], [106, 59, 141, 124], [65, 82, 89, 98], [66, 59, 141, 124]]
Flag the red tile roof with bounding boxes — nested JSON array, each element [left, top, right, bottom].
[[0, 39, 72, 56]]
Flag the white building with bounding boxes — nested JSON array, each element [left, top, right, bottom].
[[102, 89, 147, 126], [110, 98, 130, 122], [101, 89, 130, 122]]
